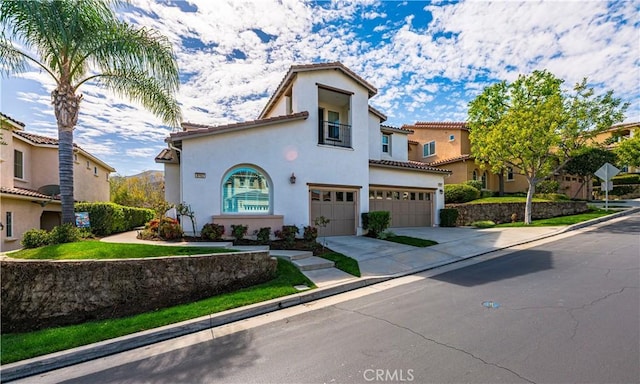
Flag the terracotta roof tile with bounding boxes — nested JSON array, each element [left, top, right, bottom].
[[174, 112, 309, 140], [0, 112, 26, 127], [154, 148, 179, 163], [369, 159, 451, 174], [14, 131, 65, 146], [404, 121, 468, 131], [0, 186, 61, 200], [427, 154, 473, 166]]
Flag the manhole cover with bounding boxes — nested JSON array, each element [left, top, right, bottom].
[[482, 301, 500, 309]]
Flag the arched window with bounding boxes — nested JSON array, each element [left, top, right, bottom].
[[481, 172, 488, 189], [222, 166, 271, 214], [472, 169, 478, 181]]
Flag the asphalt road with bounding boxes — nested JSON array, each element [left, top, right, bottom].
[[31, 215, 640, 384]]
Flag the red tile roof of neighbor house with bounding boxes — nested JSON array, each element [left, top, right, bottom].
[[404, 121, 469, 131], [0, 186, 61, 200], [174, 111, 309, 140], [369, 159, 451, 174], [428, 154, 473, 166], [259, 62, 378, 119], [0, 112, 26, 127]]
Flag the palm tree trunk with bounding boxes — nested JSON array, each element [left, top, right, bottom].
[[52, 86, 81, 224]]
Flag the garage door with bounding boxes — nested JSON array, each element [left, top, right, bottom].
[[369, 188, 433, 227], [310, 189, 357, 236]]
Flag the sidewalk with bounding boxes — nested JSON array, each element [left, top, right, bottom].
[[2, 207, 639, 382]]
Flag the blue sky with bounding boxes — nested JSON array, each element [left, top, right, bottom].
[[1, 0, 638, 176]]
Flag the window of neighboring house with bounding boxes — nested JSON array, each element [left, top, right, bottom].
[[472, 169, 478, 181], [482, 172, 488, 189], [94, 166, 98, 176], [449, 134, 455, 141], [222, 166, 271, 214], [86, 160, 90, 169], [423, 141, 436, 157], [5, 212, 12, 238], [13, 150, 24, 179], [506, 167, 514, 181], [382, 134, 391, 154], [74, 153, 78, 163], [328, 111, 340, 139]]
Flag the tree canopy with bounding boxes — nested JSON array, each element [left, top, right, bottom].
[[614, 129, 640, 168], [0, 0, 181, 224], [468, 70, 628, 224]]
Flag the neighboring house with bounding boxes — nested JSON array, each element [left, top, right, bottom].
[[0, 113, 115, 251], [405, 121, 589, 199], [156, 62, 450, 236], [591, 122, 639, 173]]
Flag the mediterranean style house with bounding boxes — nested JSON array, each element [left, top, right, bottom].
[[405, 121, 589, 199], [156, 62, 450, 237], [0, 112, 115, 251], [591, 121, 639, 173]]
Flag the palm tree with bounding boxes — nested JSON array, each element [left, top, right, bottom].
[[0, 0, 181, 224]]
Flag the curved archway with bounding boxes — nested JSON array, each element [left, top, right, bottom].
[[221, 165, 272, 214]]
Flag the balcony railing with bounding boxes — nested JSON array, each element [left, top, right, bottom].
[[318, 120, 352, 148]]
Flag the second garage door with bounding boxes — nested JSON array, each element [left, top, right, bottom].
[[369, 188, 433, 227]]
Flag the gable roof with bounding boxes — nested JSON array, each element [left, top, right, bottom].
[[173, 112, 309, 141], [155, 148, 179, 164], [0, 186, 62, 201], [381, 124, 413, 134], [259, 62, 378, 119], [427, 154, 473, 166], [13, 131, 116, 172], [404, 121, 468, 131], [0, 112, 25, 129], [369, 159, 451, 174]]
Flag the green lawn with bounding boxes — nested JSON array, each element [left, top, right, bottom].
[[467, 196, 551, 204], [1, 259, 314, 364], [8, 241, 233, 260], [384, 235, 438, 247], [496, 208, 615, 227], [320, 252, 361, 277]]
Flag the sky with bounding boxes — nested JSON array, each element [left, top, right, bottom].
[[1, 0, 638, 176]]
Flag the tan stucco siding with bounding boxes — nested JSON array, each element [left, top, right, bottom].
[[0, 196, 61, 252]]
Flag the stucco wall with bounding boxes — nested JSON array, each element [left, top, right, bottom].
[[0, 198, 61, 252], [446, 201, 589, 226], [1, 251, 276, 333]]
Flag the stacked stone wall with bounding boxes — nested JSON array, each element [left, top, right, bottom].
[[446, 201, 589, 226]]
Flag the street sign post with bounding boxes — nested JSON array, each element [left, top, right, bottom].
[[594, 162, 620, 210]]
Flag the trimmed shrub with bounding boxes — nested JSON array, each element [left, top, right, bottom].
[[255, 227, 271, 244], [611, 185, 635, 196], [275, 225, 299, 248], [471, 220, 496, 228], [230, 224, 248, 241], [49, 223, 81, 244], [158, 218, 183, 240], [444, 184, 480, 204], [480, 190, 495, 198], [464, 180, 483, 191], [201, 223, 225, 241], [74, 202, 153, 236], [21, 229, 50, 248], [612, 174, 640, 185], [363, 211, 391, 238], [535, 180, 560, 194], [534, 193, 570, 201], [303, 225, 318, 243], [439, 209, 459, 227]]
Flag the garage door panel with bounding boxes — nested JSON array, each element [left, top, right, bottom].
[[310, 189, 356, 236], [369, 189, 433, 228]]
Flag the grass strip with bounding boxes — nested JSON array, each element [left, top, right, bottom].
[[384, 235, 438, 248], [496, 208, 615, 227], [467, 196, 551, 204], [8, 241, 233, 260], [0, 259, 313, 364], [320, 252, 361, 277]]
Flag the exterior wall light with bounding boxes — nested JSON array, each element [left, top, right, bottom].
[[439, 189, 444, 195], [289, 173, 297, 184]]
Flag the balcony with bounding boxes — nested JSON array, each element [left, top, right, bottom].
[[318, 120, 352, 148]]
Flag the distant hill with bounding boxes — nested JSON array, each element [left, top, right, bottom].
[[126, 170, 164, 183]]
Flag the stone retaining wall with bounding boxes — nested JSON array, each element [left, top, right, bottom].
[[446, 201, 589, 226], [1, 251, 276, 333]]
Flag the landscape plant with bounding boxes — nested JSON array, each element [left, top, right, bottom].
[[362, 211, 391, 238], [535, 180, 560, 194], [274, 225, 299, 248], [444, 184, 480, 203], [468, 70, 628, 224], [0, 0, 181, 225], [21, 229, 51, 249], [200, 223, 225, 241], [614, 128, 640, 168], [255, 227, 271, 244], [439, 208, 459, 227], [230, 224, 248, 242]]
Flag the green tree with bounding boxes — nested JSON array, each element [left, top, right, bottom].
[[0, 0, 181, 224], [110, 172, 167, 214], [563, 147, 618, 198], [468, 70, 627, 224], [615, 129, 640, 168]]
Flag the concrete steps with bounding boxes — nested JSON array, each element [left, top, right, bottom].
[[270, 250, 335, 271]]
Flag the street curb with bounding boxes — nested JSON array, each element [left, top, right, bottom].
[[2, 207, 638, 382]]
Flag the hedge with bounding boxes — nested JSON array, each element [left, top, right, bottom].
[[444, 184, 480, 204], [439, 209, 459, 227], [362, 211, 391, 238], [74, 202, 154, 236], [593, 174, 640, 186]]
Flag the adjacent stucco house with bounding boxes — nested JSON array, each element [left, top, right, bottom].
[[156, 62, 450, 237], [0, 113, 115, 251]]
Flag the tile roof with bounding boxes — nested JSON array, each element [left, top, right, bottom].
[[14, 131, 65, 146], [259, 62, 378, 119], [404, 121, 468, 131], [0, 186, 61, 200], [174, 112, 309, 140], [154, 148, 179, 163], [427, 154, 473, 166], [369, 159, 451, 174], [0, 112, 26, 127], [408, 140, 420, 145], [381, 124, 413, 134]]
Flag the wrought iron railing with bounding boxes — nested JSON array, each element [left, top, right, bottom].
[[318, 120, 352, 148]]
